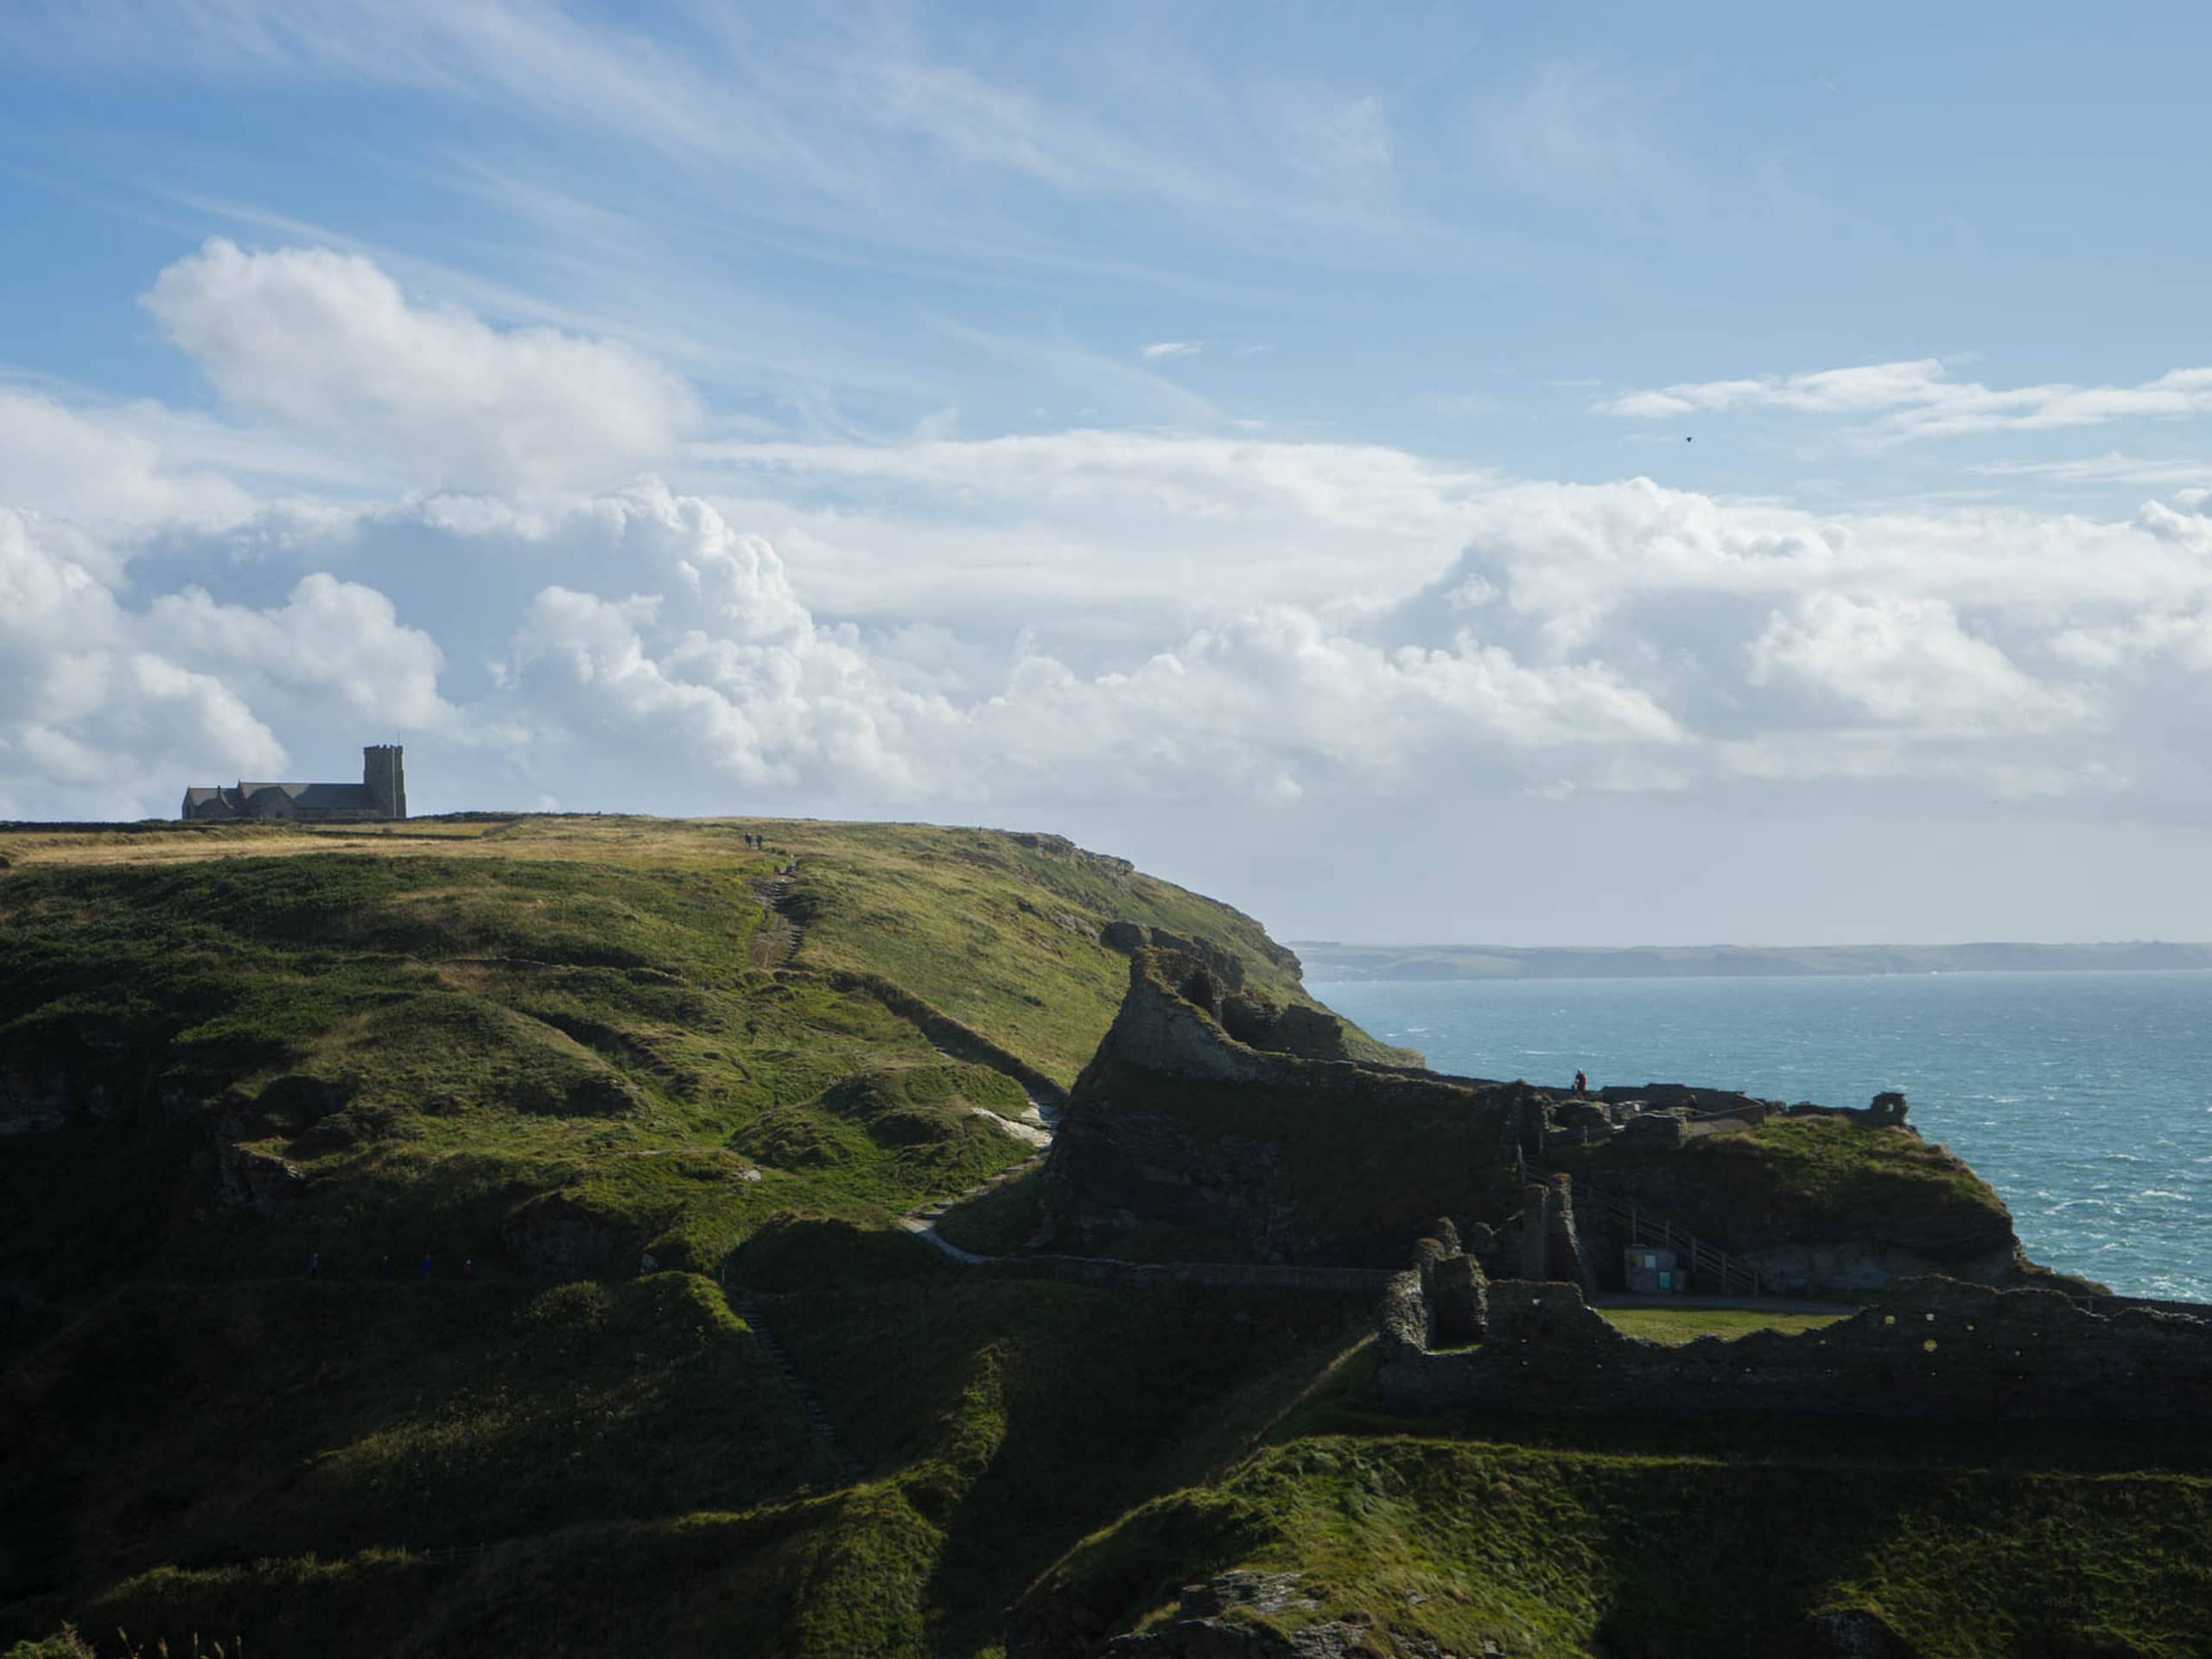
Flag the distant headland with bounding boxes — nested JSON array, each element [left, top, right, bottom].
[[1294, 938, 2212, 981]]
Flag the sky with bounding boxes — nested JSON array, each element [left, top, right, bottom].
[[4, 3, 2212, 946]]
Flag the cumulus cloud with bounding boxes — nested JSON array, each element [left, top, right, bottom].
[[483, 483, 1680, 808], [16, 244, 2212, 826], [0, 385, 261, 532], [144, 238, 698, 490], [1600, 358, 2212, 442], [0, 489, 458, 818], [1746, 594, 2095, 738], [149, 574, 450, 728], [0, 509, 285, 818]]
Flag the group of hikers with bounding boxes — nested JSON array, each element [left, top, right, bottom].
[[306, 1251, 474, 1281], [743, 832, 770, 850]]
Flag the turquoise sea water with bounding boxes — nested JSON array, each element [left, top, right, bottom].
[[1309, 970, 2212, 1301]]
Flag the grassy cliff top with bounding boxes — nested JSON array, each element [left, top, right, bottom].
[[1016, 1418, 2212, 1657], [3, 816, 2194, 1656], [0, 814, 1391, 1294], [1567, 1113, 2017, 1243]]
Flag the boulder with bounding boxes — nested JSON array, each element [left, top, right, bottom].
[[217, 1138, 307, 1216], [1808, 1608, 1919, 1658], [1093, 1573, 1416, 1658], [501, 1192, 640, 1278]]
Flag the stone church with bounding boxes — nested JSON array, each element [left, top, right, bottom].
[[181, 745, 408, 823]]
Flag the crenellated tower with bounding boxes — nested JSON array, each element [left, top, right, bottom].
[[363, 745, 407, 820]]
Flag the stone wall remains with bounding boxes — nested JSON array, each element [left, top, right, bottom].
[[1373, 1270, 2212, 1421]]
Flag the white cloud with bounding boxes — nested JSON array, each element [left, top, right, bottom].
[[0, 385, 263, 532], [1140, 340, 1202, 359], [0, 509, 286, 818], [143, 238, 699, 491], [1974, 452, 2212, 488], [481, 482, 1681, 808], [149, 573, 450, 728], [1601, 358, 2212, 442], [1746, 594, 2095, 738], [17, 240, 2212, 826]]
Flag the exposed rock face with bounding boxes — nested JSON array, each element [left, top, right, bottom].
[[1219, 995, 1353, 1063], [1041, 948, 1508, 1267], [1015, 1569, 1479, 1659], [1736, 1237, 2023, 1295], [1031, 1571, 1441, 1659], [1049, 946, 2045, 1294], [1098, 918, 1304, 987], [215, 1128, 307, 1216], [1577, 1141, 2020, 1296], [500, 1192, 641, 1277], [1808, 1608, 1920, 1658]]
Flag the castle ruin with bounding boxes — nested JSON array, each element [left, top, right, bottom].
[[180, 745, 407, 823]]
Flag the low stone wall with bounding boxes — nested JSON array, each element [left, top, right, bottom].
[[2088, 1293, 2212, 1323], [983, 1253, 1396, 1297], [1374, 1274, 2212, 1420]]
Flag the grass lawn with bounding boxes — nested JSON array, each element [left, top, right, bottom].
[[1594, 1302, 1852, 1344]]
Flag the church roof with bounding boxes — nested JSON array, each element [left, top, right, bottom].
[[238, 781, 378, 808]]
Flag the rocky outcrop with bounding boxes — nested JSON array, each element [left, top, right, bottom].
[[1014, 1571, 1459, 1659], [1808, 1608, 1920, 1658], [1041, 949, 1510, 1267], [500, 1192, 641, 1277], [215, 1130, 307, 1216], [1047, 947, 2055, 1294], [1098, 917, 1304, 988], [1573, 1137, 2021, 1296]]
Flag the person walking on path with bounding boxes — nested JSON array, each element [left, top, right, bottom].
[[308, 1251, 321, 1279], [1573, 1070, 1588, 1096], [419, 1251, 434, 1280]]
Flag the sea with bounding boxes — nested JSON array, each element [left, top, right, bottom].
[[1308, 970, 2212, 1302]]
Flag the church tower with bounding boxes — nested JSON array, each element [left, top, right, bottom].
[[363, 745, 407, 820]]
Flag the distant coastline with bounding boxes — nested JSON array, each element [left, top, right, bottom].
[[1293, 940, 2212, 982]]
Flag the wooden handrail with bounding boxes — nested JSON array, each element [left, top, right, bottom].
[[1576, 1179, 1759, 1298]]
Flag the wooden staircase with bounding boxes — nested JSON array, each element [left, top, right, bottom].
[[1574, 1179, 1762, 1299]]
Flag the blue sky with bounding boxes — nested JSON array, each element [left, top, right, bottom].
[[4, 3, 2212, 944]]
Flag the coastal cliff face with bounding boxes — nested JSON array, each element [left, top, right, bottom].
[[1046, 947, 2052, 1297], [1560, 1114, 2032, 1293], [1041, 947, 1517, 1268]]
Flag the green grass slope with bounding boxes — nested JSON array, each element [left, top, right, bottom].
[[0, 814, 1393, 1654], [1020, 1420, 2212, 1657], [5, 816, 2207, 1657], [0, 816, 1384, 1306]]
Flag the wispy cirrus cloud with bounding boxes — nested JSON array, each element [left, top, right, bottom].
[[1140, 340, 1202, 359], [1973, 452, 2212, 487], [1600, 358, 2212, 442]]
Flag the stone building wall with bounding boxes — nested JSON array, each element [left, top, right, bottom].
[[1373, 1268, 2212, 1421]]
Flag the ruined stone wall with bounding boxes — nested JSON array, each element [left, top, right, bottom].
[[1373, 1272, 2212, 1421]]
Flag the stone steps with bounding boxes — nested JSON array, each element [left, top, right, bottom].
[[737, 1290, 861, 1485]]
